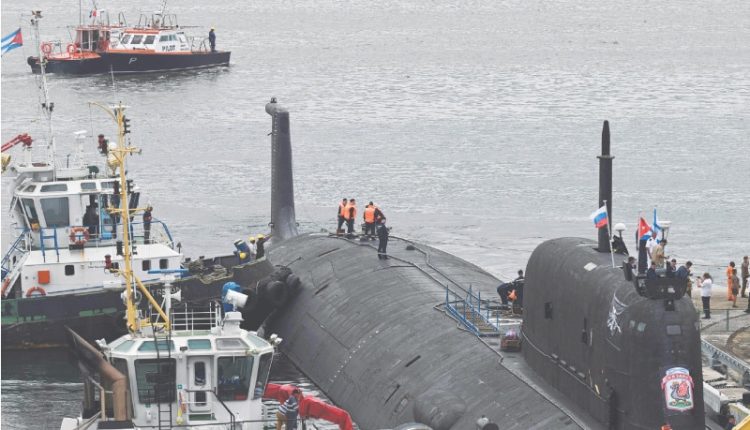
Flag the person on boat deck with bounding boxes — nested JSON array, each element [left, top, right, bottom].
[[363, 202, 377, 238], [143, 206, 153, 243], [248, 236, 257, 259], [700, 272, 713, 319], [646, 261, 658, 279], [276, 388, 301, 430], [256, 234, 266, 259], [82, 204, 99, 237], [730, 268, 740, 308], [651, 239, 667, 268], [726, 261, 737, 301], [208, 28, 216, 52], [97, 134, 108, 155]]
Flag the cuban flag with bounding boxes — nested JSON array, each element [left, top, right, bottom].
[[638, 217, 653, 241], [589, 205, 609, 229], [1, 28, 23, 56]]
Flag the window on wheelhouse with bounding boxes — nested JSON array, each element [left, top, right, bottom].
[[252, 353, 273, 400], [135, 358, 176, 404], [159, 35, 169, 42], [41, 197, 70, 227], [21, 198, 39, 226], [131, 35, 144, 45], [121, 34, 131, 44], [144, 35, 155, 45], [217, 356, 253, 401]]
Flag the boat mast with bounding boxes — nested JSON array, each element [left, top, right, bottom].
[[90, 102, 170, 333], [30, 11, 56, 178]]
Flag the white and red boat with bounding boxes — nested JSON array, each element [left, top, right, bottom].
[[27, 6, 229, 75]]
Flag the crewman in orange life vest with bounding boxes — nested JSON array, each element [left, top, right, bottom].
[[363, 202, 377, 238], [337, 198, 347, 234], [343, 198, 357, 234]]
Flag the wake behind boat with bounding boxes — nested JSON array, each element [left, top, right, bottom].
[[26, 5, 230, 75]]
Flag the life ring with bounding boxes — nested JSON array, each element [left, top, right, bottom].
[[26, 286, 47, 297], [41, 42, 53, 55], [66, 43, 77, 55], [69, 227, 90, 246]]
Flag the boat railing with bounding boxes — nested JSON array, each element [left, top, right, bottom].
[[170, 301, 222, 334], [193, 38, 210, 53], [2, 229, 30, 276]]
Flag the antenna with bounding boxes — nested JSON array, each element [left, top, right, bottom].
[[30, 11, 56, 178]]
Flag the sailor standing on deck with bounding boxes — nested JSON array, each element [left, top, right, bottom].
[[143, 206, 153, 243], [363, 202, 376, 238], [337, 198, 347, 234], [208, 27, 216, 52], [377, 218, 389, 260], [344, 198, 357, 234]]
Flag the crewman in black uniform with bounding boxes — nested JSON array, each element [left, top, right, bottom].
[[377, 218, 389, 260], [208, 28, 216, 52]]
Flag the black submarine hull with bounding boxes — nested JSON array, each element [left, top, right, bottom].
[[523, 237, 705, 429], [266, 233, 584, 429]]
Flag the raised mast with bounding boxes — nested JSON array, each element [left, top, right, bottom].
[[30, 11, 56, 177]]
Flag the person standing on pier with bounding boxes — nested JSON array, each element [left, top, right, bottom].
[[726, 261, 736, 301], [337, 198, 347, 234], [730, 268, 740, 308], [741, 255, 749, 298], [700, 273, 713, 319]]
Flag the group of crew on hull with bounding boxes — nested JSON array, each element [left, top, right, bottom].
[[336, 198, 390, 260]]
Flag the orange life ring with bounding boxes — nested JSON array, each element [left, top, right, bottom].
[[69, 226, 90, 246], [26, 286, 47, 297], [66, 43, 77, 55], [41, 42, 53, 55]]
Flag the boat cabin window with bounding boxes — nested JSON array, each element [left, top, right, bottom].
[[144, 35, 155, 45], [41, 184, 68, 192], [24, 185, 36, 192], [121, 34, 131, 44], [159, 35, 169, 42], [65, 265, 75, 276], [41, 197, 70, 227], [187, 339, 212, 350], [216, 338, 247, 350], [142, 260, 151, 271], [159, 259, 169, 270], [21, 199, 39, 224], [101, 181, 115, 189], [115, 340, 136, 352], [131, 35, 144, 45], [217, 356, 253, 401], [194, 362, 206, 385], [177, 34, 187, 43], [135, 358, 176, 404], [81, 182, 97, 191], [253, 353, 273, 400], [138, 340, 174, 352]]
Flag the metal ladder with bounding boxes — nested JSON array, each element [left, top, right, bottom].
[[39, 227, 60, 263], [152, 323, 174, 430]]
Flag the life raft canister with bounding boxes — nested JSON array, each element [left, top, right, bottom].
[[26, 286, 47, 297], [69, 226, 90, 246]]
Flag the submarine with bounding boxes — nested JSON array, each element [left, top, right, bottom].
[[255, 98, 705, 429]]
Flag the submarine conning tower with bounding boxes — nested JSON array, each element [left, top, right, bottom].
[[266, 97, 299, 241], [522, 121, 705, 429]]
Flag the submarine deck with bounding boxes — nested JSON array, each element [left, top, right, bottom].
[[268, 232, 602, 429]]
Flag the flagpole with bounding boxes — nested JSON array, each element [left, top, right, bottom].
[[604, 199, 615, 268]]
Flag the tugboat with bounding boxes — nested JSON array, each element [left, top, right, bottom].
[[3, 12, 291, 350], [59, 119, 354, 429], [26, 4, 230, 75]]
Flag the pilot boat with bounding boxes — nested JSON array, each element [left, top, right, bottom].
[[27, 5, 230, 75]]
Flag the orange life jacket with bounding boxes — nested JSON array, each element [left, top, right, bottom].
[[364, 206, 375, 223], [344, 203, 357, 220], [339, 202, 347, 217]]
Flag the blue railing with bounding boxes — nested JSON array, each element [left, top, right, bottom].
[[444, 285, 501, 337]]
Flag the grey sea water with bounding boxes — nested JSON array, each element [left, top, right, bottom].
[[2, 0, 749, 428]]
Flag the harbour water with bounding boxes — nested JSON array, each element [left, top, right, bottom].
[[2, 0, 749, 428]]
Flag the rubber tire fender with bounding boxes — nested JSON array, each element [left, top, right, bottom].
[[264, 280, 288, 307], [285, 274, 301, 292]]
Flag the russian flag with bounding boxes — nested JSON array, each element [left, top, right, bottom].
[[1, 28, 23, 56], [589, 205, 608, 229]]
